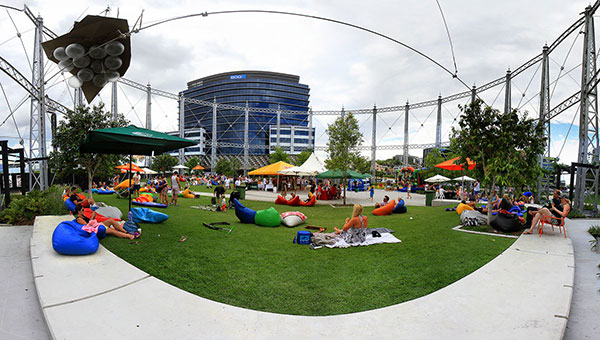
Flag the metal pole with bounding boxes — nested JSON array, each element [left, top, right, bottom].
[[276, 104, 281, 148], [536, 45, 550, 203], [371, 105, 377, 178], [29, 15, 47, 191], [211, 97, 217, 175], [145, 82, 152, 167], [575, 5, 599, 213], [309, 108, 313, 150], [178, 95, 185, 166], [244, 102, 249, 176], [403, 101, 409, 166], [74, 88, 83, 110], [436, 95, 442, 148], [504, 68, 512, 114], [341, 107, 345, 119], [471, 85, 477, 104], [111, 82, 118, 120], [1, 141, 10, 207]]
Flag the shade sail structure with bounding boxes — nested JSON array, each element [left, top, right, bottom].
[[79, 125, 197, 155], [116, 163, 143, 172], [453, 175, 476, 182], [248, 161, 294, 176], [278, 153, 326, 176], [316, 169, 367, 179], [435, 157, 476, 171], [173, 165, 188, 169], [425, 174, 451, 183], [192, 165, 205, 170], [141, 167, 158, 175]]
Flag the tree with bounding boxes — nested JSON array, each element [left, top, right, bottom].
[[185, 156, 201, 171], [294, 149, 312, 166], [450, 100, 546, 223], [353, 155, 371, 174], [421, 148, 457, 180], [49, 104, 128, 198], [215, 158, 240, 177], [325, 113, 363, 204], [151, 153, 178, 176], [270, 146, 291, 164]]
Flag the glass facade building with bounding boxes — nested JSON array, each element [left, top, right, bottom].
[[181, 71, 310, 155]]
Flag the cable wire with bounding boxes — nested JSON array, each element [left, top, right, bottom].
[[435, 0, 458, 74]]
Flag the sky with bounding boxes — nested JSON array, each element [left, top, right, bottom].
[[0, 0, 594, 165]]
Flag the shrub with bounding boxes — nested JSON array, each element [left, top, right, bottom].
[[0, 186, 69, 225]]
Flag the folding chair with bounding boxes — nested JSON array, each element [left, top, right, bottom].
[[538, 215, 566, 238]]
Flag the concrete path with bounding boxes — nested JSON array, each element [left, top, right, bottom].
[[31, 215, 574, 340], [563, 219, 600, 339], [0, 225, 50, 340]]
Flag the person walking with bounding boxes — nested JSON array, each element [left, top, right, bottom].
[[170, 171, 181, 206]]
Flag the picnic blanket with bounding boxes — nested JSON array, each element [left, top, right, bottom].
[[322, 232, 401, 249]]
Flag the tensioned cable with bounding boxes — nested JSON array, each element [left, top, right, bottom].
[[557, 106, 579, 159], [518, 63, 582, 111], [516, 62, 541, 108], [118, 84, 145, 126], [512, 82, 538, 115], [435, 0, 458, 75], [134, 9, 472, 90], [7, 10, 32, 73], [0, 82, 26, 140], [550, 30, 581, 101], [0, 28, 33, 47]]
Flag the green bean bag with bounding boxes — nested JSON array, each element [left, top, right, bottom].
[[254, 207, 281, 227]]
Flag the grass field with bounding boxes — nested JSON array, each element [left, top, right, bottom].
[[98, 194, 515, 316]]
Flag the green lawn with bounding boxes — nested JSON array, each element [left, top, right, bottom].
[[98, 195, 515, 316]]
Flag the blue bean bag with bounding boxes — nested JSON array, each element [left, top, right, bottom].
[[130, 207, 169, 223], [97, 189, 115, 195], [132, 201, 168, 208], [393, 199, 406, 214], [254, 207, 281, 227], [92, 188, 98, 193], [523, 191, 533, 197], [211, 180, 219, 186], [52, 220, 102, 255], [64, 199, 76, 212], [233, 198, 256, 224]]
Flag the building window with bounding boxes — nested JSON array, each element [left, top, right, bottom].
[[294, 138, 308, 144]]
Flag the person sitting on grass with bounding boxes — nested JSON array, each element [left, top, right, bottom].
[[74, 204, 138, 240], [333, 204, 368, 244], [523, 195, 570, 234], [374, 195, 390, 209]]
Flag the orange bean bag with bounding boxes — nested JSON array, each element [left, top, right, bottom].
[[298, 195, 317, 207], [115, 179, 131, 190], [373, 200, 396, 216], [83, 208, 121, 223], [275, 195, 288, 205], [287, 195, 301, 206]]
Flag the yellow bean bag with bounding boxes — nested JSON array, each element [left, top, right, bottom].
[[182, 189, 194, 199], [141, 194, 153, 202], [456, 203, 474, 215], [139, 187, 148, 192], [115, 179, 131, 190]]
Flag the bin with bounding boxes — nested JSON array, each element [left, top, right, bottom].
[[425, 190, 436, 207], [237, 187, 246, 200]]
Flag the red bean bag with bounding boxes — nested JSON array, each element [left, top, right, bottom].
[[319, 190, 329, 200], [373, 200, 396, 216], [83, 208, 121, 223], [298, 195, 316, 207], [287, 195, 301, 206], [275, 195, 288, 205]]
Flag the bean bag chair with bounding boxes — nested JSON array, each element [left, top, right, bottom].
[[498, 198, 513, 211], [399, 187, 407, 192], [393, 199, 406, 213], [211, 180, 219, 186], [508, 206, 524, 217], [64, 199, 76, 212], [280, 211, 307, 227], [523, 191, 533, 197], [52, 220, 101, 255], [456, 203, 474, 215], [233, 198, 256, 224], [139, 187, 148, 192], [373, 200, 396, 216], [96, 189, 115, 195], [92, 188, 98, 193], [254, 207, 281, 227], [132, 201, 168, 208], [490, 213, 523, 233], [130, 207, 169, 223], [115, 179, 131, 190], [275, 195, 288, 205], [287, 195, 301, 206], [298, 195, 316, 207], [95, 206, 123, 220], [182, 189, 194, 199], [83, 208, 120, 223], [461, 210, 488, 226]]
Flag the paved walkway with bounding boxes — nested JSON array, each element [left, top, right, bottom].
[[31, 215, 574, 339], [563, 219, 600, 339], [0, 225, 50, 340]]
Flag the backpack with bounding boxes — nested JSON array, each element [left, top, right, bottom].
[[123, 220, 138, 234], [293, 230, 312, 245]]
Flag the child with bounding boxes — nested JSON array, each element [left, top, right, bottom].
[[369, 185, 374, 202], [407, 183, 412, 199]]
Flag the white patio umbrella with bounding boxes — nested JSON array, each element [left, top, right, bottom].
[[453, 175, 476, 182], [425, 174, 450, 183], [142, 167, 158, 175], [173, 165, 188, 169]]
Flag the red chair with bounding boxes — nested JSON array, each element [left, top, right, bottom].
[[539, 215, 566, 238]]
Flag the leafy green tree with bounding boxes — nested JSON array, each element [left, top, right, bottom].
[[151, 153, 178, 176], [294, 149, 312, 166], [353, 155, 371, 174], [325, 113, 364, 204], [421, 148, 457, 180], [450, 100, 546, 223], [270, 146, 291, 164], [49, 104, 128, 198], [215, 158, 240, 177], [185, 156, 201, 172]]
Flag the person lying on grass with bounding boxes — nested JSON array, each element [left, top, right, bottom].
[[74, 204, 139, 240], [374, 195, 390, 208], [69, 186, 96, 208], [523, 195, 570, 234]]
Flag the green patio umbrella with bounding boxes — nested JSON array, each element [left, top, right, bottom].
[[316, 169, 366, 179], [79, 125, 197, 211]]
